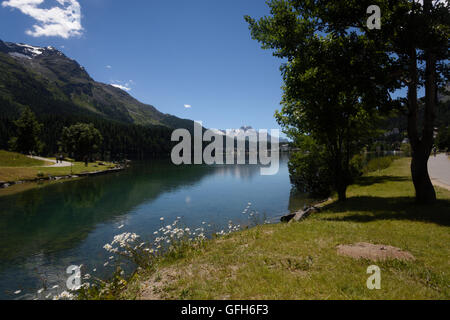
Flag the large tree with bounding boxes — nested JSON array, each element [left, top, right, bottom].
[[60, 123, 103, 163], [246, 2, 394, 201], [246, 0, 449, 204], [9, 107, 43, 154]]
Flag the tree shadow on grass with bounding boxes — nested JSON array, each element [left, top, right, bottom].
[[320, 196, 450, 227], [353, 175, 409, 187]]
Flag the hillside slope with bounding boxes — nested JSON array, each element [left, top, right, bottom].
[[0, 40, 193, 129]]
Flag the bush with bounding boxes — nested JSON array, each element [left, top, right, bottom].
[[349, 154, 366, 178], [436, 127, 450, 152], [401, 143, 412, 157], [288, 138, 368, 199], [365, 156, 397, 173], [288, 143, 333, 198]]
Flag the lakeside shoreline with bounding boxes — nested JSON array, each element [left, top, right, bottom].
[[102, 157, 449, 300], [0, 166, 125, 189], [0, 152, 127, 196]]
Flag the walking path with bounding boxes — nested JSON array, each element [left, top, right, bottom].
[[28, 156, 72, 168], [428, 153, 450, 191]]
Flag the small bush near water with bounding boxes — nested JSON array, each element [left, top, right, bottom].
[[289, 150, 397, 198], [364, 156, 398, 173]]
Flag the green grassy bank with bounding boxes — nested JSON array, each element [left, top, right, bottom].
[[123, 158, 449, 300], [0, 150, 118, 195]]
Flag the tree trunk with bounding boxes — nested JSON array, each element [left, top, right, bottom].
[[337, 183, 348, 202], [406, 7, 437, 204], [411, 147, 436, 204], [332, 136, 348, 202]]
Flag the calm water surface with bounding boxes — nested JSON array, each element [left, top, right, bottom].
[[0, 155, 309, 299]]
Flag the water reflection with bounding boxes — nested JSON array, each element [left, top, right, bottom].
[[0, 154, 310, 299]]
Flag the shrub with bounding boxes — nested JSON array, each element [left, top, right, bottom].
[[401, 143, 412, 157], [349, 154, 366, 178], [436, 127, 450, 152], [365, 156, 397, 173], [288, 146, 333, 199]]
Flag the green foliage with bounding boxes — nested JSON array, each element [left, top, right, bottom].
[[288, 138, 333, 198], [0, 115, 176, 160], [436, 127, 450, 151], [9, 107, 43, 154], [0, 47, 195, 129], [246, 1, 389, 200], [349, 153, 366, 178], [60, 123, 103, 161], [365, 156, 397, 173], [288, 136, 368, 198]]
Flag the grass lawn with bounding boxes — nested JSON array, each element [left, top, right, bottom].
[[0, 150, 116, 182], [129, 158, 450, 300], [0, 150, 49, 167]]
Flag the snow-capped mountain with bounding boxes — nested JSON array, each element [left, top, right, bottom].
[[0, 39, 194, 130], [0, 41, 72, 63], [211, 126, 288, 143]]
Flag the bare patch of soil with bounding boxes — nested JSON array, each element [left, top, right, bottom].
[[337, 242, 415, 261]]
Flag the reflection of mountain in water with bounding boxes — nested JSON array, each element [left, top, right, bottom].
[[0, 161, 218, 265]]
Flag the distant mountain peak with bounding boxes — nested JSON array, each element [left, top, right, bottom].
[[240, 125, 254, 131], [0, 39, 195, 130], [0, 40, 64, 60]]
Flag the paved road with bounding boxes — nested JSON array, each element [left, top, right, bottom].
[[28, 156, 72, 168], [428, 153, 450, 189]]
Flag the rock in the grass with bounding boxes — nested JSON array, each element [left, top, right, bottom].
[[1, 183, 10, 189]]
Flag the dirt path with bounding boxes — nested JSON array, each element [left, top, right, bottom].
[[428, 153, 450, 191], [28, 156, 72, 168]]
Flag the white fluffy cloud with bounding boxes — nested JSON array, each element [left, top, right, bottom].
[[184, 104, 192, 109], [2, 0, 83, 39]]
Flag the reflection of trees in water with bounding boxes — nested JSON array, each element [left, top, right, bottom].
[[0, 156, 292, 265], [14, 188, 44, 218], [0, 161, 218, 264], [287, 188, 314, 214], [62, 178, 106, 209]]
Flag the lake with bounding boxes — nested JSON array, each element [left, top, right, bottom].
[[0, 154, 310, 300]]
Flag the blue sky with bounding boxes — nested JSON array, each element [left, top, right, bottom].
[[0, 0, 285, 132]]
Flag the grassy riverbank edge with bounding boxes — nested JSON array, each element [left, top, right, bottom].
[[116, 157, 450, 300], [0, 150, 124, 196]]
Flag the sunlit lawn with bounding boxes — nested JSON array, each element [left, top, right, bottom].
[[129, 158, 450, 300], [0, 150, 116, 182]]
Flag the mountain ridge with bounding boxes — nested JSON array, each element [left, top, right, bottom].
[[0, 39, 194, 130]]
